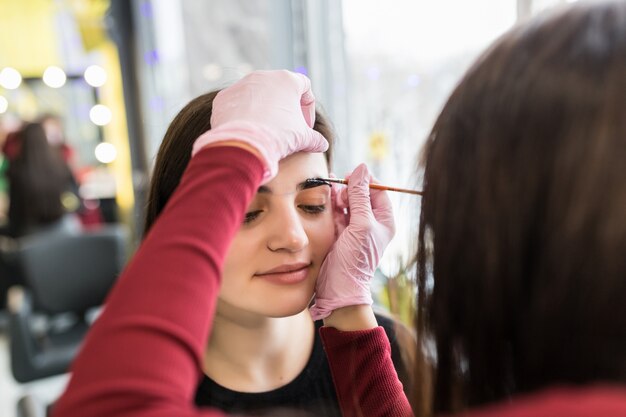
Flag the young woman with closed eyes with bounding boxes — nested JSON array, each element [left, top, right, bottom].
[[143, 89, 412, 416]]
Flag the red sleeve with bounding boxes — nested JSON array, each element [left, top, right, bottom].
[[51, 147, 264, 417], [320, 326, 414, 417]]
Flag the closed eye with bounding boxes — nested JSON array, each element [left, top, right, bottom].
[[300, 205, 326, 215], [243, 210, 263, 224]]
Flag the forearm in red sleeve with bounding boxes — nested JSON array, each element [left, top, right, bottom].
[[51, 147, 264, 417], [320, 326, 414, 417]]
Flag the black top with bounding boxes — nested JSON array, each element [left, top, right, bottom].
[[195, 314, 408, 417]]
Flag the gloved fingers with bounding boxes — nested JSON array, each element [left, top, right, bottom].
[[194, 70, 330, 181], [284, 71, 315, 128], [336, 177, 349, 208], [369, 187, 395, 231], [210, 71, 259, 110], [330, 173, 348, 210], [329, 173, 349, 236], [211, 70, 316, 126], [345, 169, 394, 232], [300, 93, 316, 129], [345, 163, 375, 222], [297, 129, 329, 154], [301, 101, 316, 129]]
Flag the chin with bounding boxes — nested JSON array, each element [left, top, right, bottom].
[[262, 293, 314, 318]]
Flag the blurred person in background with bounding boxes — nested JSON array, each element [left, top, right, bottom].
[[143, 89, 413, 415], [4, 122, 80, 238], [0, 118, 13, 225], [38, 113, 77, 170], [37, 113, 105, 227]]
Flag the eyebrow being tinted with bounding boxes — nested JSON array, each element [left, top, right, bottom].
[[256, 178, 332, 195]]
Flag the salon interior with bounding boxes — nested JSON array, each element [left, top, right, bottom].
[[0, 0, 581, 415]]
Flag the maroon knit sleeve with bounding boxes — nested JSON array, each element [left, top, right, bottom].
[[320, 326, 414, 417], [51, 147, 264, 417]]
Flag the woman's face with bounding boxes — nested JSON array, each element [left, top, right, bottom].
[[219, 152, 335, 320]]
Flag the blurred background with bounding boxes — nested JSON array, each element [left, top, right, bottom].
[[0, 0, 583, 415]]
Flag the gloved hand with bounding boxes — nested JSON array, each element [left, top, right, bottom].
[[310, 163, 395, 321], [191, 70, 328, 183]]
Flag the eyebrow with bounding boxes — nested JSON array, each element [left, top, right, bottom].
[[257, 178, 331, 194]]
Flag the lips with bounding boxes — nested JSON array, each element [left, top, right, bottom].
[[256, 262, 311, 275], [255, 262, 312, 285]]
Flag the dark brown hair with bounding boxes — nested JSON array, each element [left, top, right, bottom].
[[143, 90, 335, 235], [7, 122, 74, 237], [415, 2, 626, 414]]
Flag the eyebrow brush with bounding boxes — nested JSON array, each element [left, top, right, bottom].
[[318, 178, 422, 196]]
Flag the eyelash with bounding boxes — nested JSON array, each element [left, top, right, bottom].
[[300, 204, 327, 215], [242, 205, 326, 225], [243, 210, 263, 224]]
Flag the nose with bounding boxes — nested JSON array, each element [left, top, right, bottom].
[[266, 204, 309, 253]]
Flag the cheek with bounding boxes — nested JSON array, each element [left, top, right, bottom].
[[306, 212, 336, 259], [221, 230, 261, 288]]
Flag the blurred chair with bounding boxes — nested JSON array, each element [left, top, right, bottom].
[[16, 394, 47, 417], [1, 215, 81, 322], [1, 215, 82, 317], [6, 224, 128, 383]]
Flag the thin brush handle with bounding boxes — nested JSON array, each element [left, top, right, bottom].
[[320, 178, 422, 196]]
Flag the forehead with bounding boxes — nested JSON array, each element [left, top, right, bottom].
[[264, 152, 329, 192]]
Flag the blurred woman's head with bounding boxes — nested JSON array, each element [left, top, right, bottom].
[[415, 1, 626, 414], [145, 89, 336, 318], [8, 122, 72, 236]]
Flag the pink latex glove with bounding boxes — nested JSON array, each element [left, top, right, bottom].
[[310, 163, 396, 321], [191, 70, 328, 183]]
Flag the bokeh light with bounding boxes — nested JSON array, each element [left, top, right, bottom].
[[84, 65, 107, 87], [0, 67, 22, 89], [43, 66, 67, 88], [94, 142, 117, 163], [89, 104, 112, 126]]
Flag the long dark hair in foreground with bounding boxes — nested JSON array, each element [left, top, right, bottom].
[[415, 1, 626, 414]]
